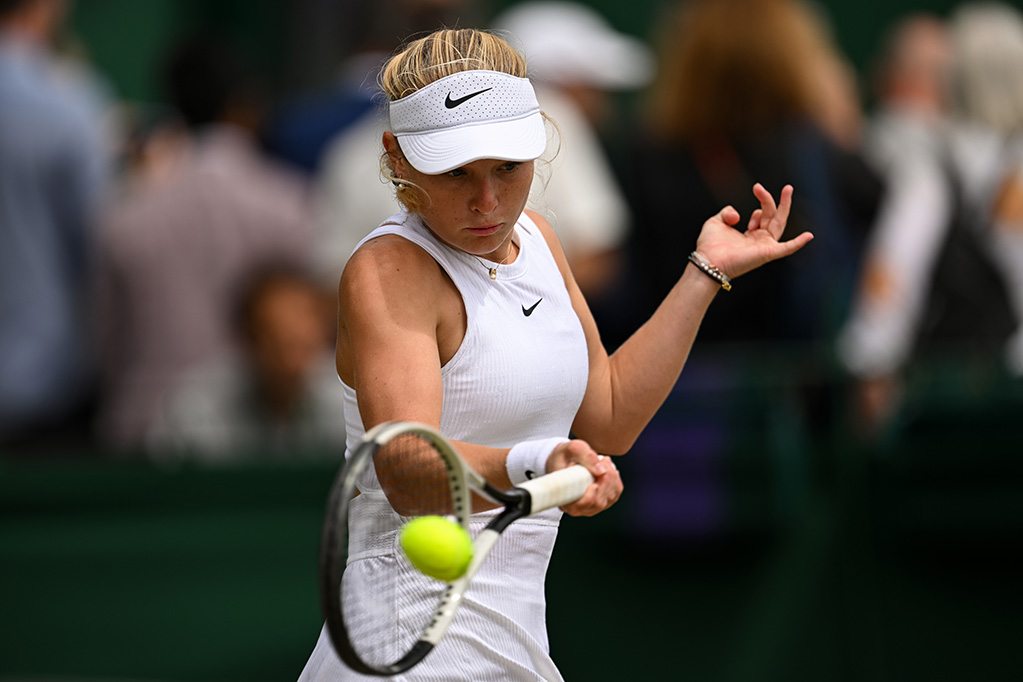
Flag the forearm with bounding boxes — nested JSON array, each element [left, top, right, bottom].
[[576, 262, 721, 453]]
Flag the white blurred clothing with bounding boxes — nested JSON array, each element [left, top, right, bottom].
[[838, 107, 951, 376], [148, 354, 345, 460], [528, 84, 629, 260], [838, 109, 1023, 375], [312, 108, 397, 285]]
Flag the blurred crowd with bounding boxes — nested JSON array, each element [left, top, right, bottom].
[[3, 0, 1023, 461]]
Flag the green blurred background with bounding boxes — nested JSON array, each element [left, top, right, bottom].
[[3, 1, 1023, 680], [61, 0, 977, 105], [4, 351, 1021, 681]]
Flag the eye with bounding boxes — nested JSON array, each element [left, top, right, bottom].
[[447, 168, 467, 177], [499, 162, 521, 172]]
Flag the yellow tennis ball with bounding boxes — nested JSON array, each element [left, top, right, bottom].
[[400, 515, 473, 582]]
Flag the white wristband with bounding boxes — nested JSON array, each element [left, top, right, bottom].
[[506, 437, 570, 485]]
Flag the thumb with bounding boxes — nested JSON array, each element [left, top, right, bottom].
[[718, 205, 741, 226], [563, 440, 608, 477]]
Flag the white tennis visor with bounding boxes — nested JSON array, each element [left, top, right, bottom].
[[389, 70, 547, 174]]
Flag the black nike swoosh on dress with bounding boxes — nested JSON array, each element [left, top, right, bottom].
[[522, 299, 542, 317], [444, 88, 493, 108]]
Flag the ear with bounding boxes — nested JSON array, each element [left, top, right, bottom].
[[382, 131, 408, 178]]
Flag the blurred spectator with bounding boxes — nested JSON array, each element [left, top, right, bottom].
[[837, 14, 953, 431], [264, 0, 483, 176], [863, 14, 951, 174], [838, 3, 1023, 432], [93, 35, 314, 452], [0, 0, 113, 451], [490, 1, 653, 306], [621, 0, 881, 348], [118, 105, 192, 191], [149, 265, 344, 461]]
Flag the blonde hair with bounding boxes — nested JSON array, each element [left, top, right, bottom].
[[378, 28, 539, 213], [380, 28, 528, 99]]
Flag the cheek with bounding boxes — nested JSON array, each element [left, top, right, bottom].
[[502, 174, 534, 206]]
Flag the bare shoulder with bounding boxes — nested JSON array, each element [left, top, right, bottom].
[[524, 208, 557, 243], [336, 231, 465, 384], [339, 234, 449, 317], [342, 234, 443, 292]]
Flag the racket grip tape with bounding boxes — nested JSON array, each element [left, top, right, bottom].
[[516, 465, 595, 513]]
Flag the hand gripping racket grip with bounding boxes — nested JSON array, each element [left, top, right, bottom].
[[516, 465, 595, 514]]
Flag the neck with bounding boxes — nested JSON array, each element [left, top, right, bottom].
[[473, 238, 518, 281], [487, 236, 518, 265]]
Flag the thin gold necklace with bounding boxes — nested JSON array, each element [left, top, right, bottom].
[[473, 243, 516, 281]]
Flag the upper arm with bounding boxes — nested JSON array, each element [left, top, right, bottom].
[[336, 234, 510, 499], [336, 235, 448, 430]]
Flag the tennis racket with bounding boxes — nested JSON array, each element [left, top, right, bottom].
[[318, 421, 595, 676]]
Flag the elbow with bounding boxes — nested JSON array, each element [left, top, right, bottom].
[[574, 408, 643, 455], [585, 433, 636, 457]]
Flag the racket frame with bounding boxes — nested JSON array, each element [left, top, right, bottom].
[[319, 421, 593, 676]]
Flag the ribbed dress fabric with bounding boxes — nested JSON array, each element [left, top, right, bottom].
[[298, 210, 589, 681]]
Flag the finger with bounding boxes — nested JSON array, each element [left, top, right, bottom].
[[772, 230, 814, 259], [752, 183, 777, 216], [565, 440, 607, 477], [748, 208, 763, 231], [562, 455, 621, 508], [716, 205, 741, 227], [601, 470, 623, 504], [768, 185, 794, 239], [565, 468, 622, 516]]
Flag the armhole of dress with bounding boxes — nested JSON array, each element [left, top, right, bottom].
[[357, 225, 473, 373]]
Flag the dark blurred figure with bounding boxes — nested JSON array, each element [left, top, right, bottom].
[[264, 0, 484, 176], [839, 3, 1023, 434], [290, 0, 484, 287], [0, 0, 112, 453], [621, 0, 882, 350], [616, 0, 882, 542], [148, 265, 344, 460], [93, 35, 314, 452]]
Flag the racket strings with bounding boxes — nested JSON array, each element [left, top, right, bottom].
[[342, 431, 459, 669], [376, 433, 456, 517]]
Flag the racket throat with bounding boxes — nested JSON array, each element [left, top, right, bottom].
[[420, 528, 500, 647], [484, 488, 530, 533]]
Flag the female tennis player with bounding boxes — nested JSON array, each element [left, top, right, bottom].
[[298, 27, 812, 681]]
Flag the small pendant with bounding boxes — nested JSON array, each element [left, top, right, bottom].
[[489, 268, 498, 280]]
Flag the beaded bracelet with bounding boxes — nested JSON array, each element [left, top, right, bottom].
[[688, 251, 732, 291]]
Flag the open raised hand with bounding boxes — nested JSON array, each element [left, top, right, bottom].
[[694, 184, 813, 281]]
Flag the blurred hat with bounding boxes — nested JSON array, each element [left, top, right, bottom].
[[491, 1, 654, 90]]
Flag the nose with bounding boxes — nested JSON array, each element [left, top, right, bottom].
[[470, 175, 499, 215]]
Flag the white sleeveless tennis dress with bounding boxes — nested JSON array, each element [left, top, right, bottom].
[[298, 210, 589, 681]]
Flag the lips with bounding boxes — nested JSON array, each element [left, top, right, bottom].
[[466, 224, 501, 236]]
